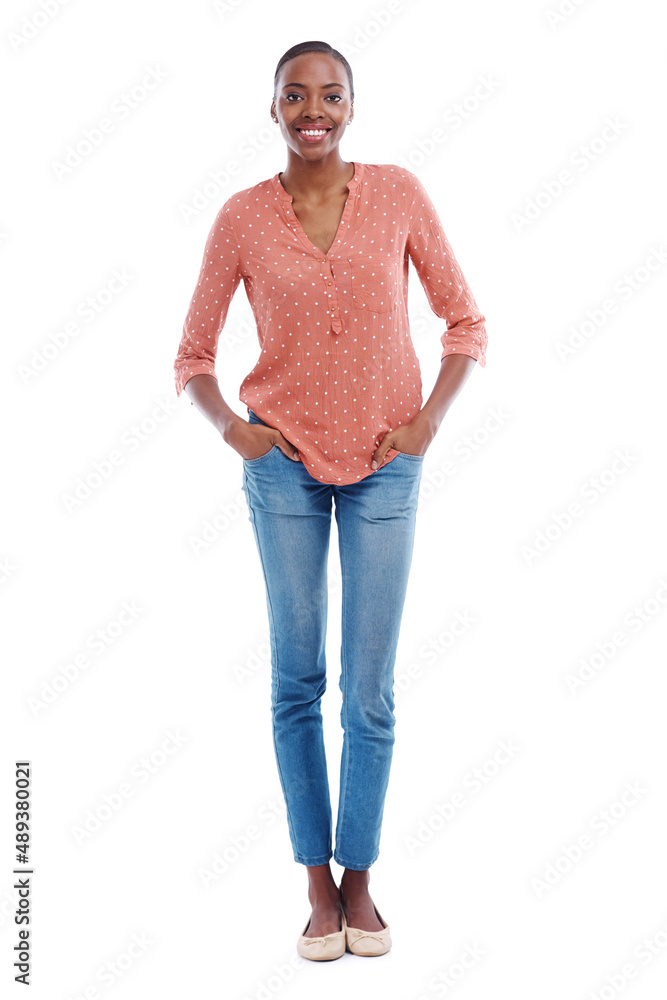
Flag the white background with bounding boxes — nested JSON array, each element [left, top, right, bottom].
[[2, 0, 666, 997]]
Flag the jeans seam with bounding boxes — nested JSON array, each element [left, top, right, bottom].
[[244, 472, 300, 856], [336, 503, 350, 860], [294, 850, 333, 865], [333, 850, 378, 870]]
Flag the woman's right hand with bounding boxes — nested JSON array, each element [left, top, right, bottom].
[[224, 417, 301, 462]]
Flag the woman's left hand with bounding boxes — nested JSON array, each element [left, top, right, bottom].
[[371, 412, 436, 469]]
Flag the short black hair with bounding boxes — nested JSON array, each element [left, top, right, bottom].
[[273, 40, 354, 101]]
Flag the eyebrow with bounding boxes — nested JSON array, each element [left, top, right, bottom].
[[282, 82, 344, 89]]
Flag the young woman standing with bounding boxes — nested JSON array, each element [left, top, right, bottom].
[[174, 40, 487, 960]]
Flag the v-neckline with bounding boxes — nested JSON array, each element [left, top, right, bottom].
[[272, 161, 361, 260]]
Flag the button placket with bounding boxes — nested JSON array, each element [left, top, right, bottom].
[[274, 164, 361, 339], [323, 260, 343, 334]]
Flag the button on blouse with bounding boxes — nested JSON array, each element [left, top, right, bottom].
[[174, 161, 488, 485]]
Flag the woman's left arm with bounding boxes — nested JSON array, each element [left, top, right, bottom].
[[372, 173, 488, 467], [414, 352, 479, 441], [372, 354, 477, 467], [405, 170, 488, 370]]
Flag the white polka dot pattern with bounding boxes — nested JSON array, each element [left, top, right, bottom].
[[174, 162, 488, 484]]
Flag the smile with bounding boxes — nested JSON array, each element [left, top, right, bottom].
[[296, 128, 332, 142]]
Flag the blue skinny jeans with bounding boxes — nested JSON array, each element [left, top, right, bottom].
[[240, 409, 423, 870]]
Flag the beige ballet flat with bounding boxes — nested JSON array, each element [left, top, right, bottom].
[[296, 907, 347, 961], [344, 902, 392, 957]]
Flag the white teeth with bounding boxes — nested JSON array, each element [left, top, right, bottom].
[[299, 129, 328, 136]]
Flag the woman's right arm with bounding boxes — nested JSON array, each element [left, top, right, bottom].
[[173, 207, 251, 451], [182, 373, 244, 441], [175, 206, 300, 461], [183, 373, 299, 461]]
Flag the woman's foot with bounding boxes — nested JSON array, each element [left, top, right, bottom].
[[304, 863, 344, 937], [339, 868, 384, 931]]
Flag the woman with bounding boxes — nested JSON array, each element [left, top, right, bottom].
[[174, 40, 487, 960]]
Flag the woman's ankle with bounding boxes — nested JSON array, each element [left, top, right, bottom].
[[306, 863, 340, 906], [340, 867, 371, 891]]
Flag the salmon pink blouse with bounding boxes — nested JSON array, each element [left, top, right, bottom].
[[173, 161, 487, 484]]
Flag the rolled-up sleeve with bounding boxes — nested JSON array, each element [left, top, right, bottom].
[[174, 204, 243, 400], [405, 172, 487, 367]]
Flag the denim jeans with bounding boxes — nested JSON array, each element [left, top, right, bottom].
[[240, 409, 424, 870]]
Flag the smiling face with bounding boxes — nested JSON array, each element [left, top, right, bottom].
[[271, 52, 353, 161]]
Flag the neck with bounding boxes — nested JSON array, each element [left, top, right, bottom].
[[279, 154, 354, 200]]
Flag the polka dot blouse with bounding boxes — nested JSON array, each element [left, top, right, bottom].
[[173, 161, 488, 485]]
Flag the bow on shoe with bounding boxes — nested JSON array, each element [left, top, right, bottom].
[[301, 935, 337, 946], [347, 929, 387, 944]]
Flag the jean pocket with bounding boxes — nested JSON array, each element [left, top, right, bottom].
[[243, 444, 280, 466], [394, 450, 424, 462]]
